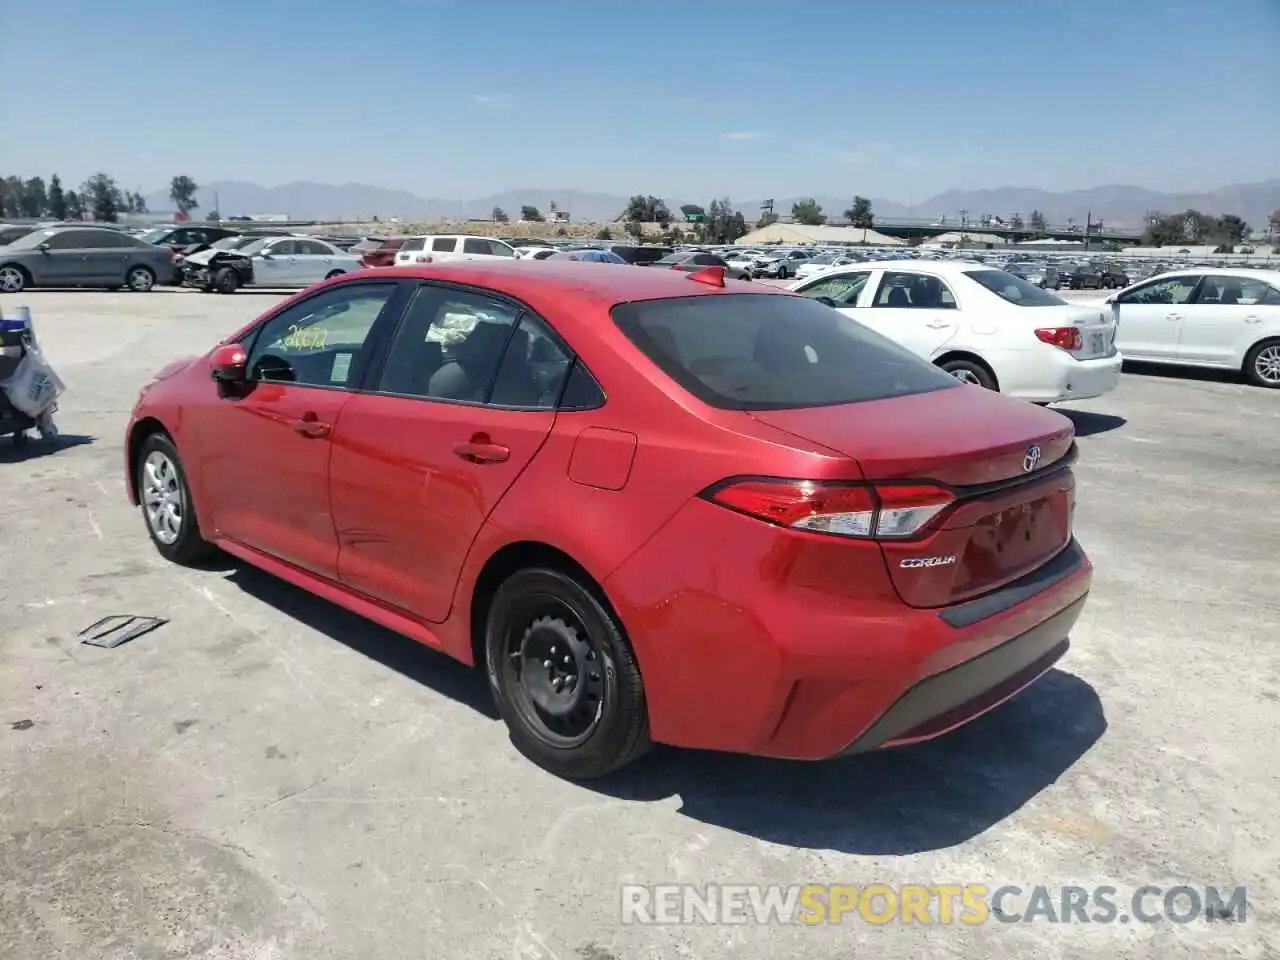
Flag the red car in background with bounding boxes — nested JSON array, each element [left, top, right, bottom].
[[125, 261, 1092, 779], [355, 236, 406, 268]]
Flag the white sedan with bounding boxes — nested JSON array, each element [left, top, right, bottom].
[[790, 260, 1122, 403], [1105, 268, 1280, 388], [794, 254, 859, 282]]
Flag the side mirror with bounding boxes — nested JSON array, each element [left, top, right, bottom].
[[36, 242, 51, 253], [1103, 295, 1116, 305], [259, 251, 273, 259], [210, 343, 248, 382], [814, 296, 837, 308]]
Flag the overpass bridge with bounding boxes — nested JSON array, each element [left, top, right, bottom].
[[831, 216, 1145, 244]]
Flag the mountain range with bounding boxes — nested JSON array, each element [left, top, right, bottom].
[[142, 179, 1280, 229]]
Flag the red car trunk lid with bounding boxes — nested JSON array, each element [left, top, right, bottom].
[[750, 385, 1077, 607]]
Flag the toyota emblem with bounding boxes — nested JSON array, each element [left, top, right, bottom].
[[1023, 445, 1042, 472]]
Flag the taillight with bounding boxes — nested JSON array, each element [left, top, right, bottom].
[[702, 479, 955, 540], [1035, 327, 1082, 350]]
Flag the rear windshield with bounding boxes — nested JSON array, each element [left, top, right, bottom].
[[964, 269, 1067, 306], [655, 253, 690, 265], [611, 245, 670, 265], [611, 293, 957, 411]]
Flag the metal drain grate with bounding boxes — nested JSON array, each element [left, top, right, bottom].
[[78, 615, 169, 649]]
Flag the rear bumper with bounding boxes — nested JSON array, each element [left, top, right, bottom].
[[990, 346, 1123, 403], [605, 496, 1093, 761]]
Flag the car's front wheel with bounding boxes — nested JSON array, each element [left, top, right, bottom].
[[214, 267, 239, 294], [136, 432, 216, 565], [485, 567, 650, 779], [0, 265, 28, 293]]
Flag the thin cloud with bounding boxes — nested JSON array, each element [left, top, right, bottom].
[[720, 131, 766, 141], [472, 93, 512, 104]]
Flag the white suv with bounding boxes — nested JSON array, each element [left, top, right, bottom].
[[394, 235, 518, 266]]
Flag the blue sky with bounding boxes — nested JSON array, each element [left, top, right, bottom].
[[3, 0, 1277, 202]]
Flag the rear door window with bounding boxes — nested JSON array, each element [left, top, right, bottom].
[[401, 237, 426, 252], [872, 272, 957, 309], [431, 237, 458, 253], [612, 293, 956, 410]]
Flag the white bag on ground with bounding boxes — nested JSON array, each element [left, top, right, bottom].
[[1, 346, 66, 418]]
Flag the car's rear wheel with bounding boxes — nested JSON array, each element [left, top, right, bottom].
[[214, 267, 239, 294], [939, 357, 998, 390], [1244, 338, 1280, 389], [127, 266, 156, 292], [136, 432, 216, 565], [485, 567, 650, 779], [0, 265, 28, 293]]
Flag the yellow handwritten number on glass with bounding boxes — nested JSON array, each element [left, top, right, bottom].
[[283, 324, 327, 351]]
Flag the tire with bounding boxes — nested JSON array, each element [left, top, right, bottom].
[[136, 432, 216, 565], [938, 357, 998, 390], [324, 269, 345, 280], [127, 265, 156, 292], [213, 267, 239, 295], [1244, 338, 1280, 389], [0, 265, 28, 293], [484, 567, 650, 779]]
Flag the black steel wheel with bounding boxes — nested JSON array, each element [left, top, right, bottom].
[[485, 567, 650, 779]]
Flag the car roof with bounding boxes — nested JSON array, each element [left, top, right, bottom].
[[343, 260, 783, 312], [1141, 267, 1280, 283]]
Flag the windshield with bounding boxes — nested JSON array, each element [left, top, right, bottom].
[[238, 238, 271, 256], [212, 235, 255, 250], [612, 293, 957, 411], [7, 229, 58, 250], [965, 269, 1068, 306], [139, 228, 171, 244]]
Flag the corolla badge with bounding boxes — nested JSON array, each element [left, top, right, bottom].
[[1023, 445, 1042, 473], [900, 556, 957, 569]]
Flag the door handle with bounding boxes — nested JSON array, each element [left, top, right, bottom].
[[292, 412, 331, 439], [926, 320, 951, 329], [1245, 316, 1261, 323], [1165, 313, 1183, 321], [453, 433, 509, 463]]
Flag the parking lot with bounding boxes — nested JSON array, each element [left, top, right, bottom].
[[2, 288, 1278, 960]]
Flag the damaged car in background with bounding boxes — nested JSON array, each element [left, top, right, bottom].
[[182, 236, 362, 293]]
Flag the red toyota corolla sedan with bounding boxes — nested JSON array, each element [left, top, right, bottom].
[[125, 261, 1092, 779]]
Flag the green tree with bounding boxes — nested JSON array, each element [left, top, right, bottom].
[[680, 203, 705, 223], [169, 175, 200, 215], [1011, 213, 1025, 230], [20, 177, 48, 217], [1029, 210, 1047, 236], [130, 191, 149, 214], [47, 174, 67, 219], [791, 198, 825, 225], [1141, 213, 1186, 247], [491, 206, 509, 222], [702, 198, 746, 244], [83, 173, 122, 222], [1212, 214, 1249, 245], [843, 196, 874, 229], [520, 205, 544, 222], [756, 211, 779, 229], [595, 227, 613, 240], [65, 189, 85, 220], [623, 195, 671, 226], [206, 209, 222, 222], [624, 219, 643, 239], [1268, 208, 1280, 243], [0, 176, 22, 217]]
